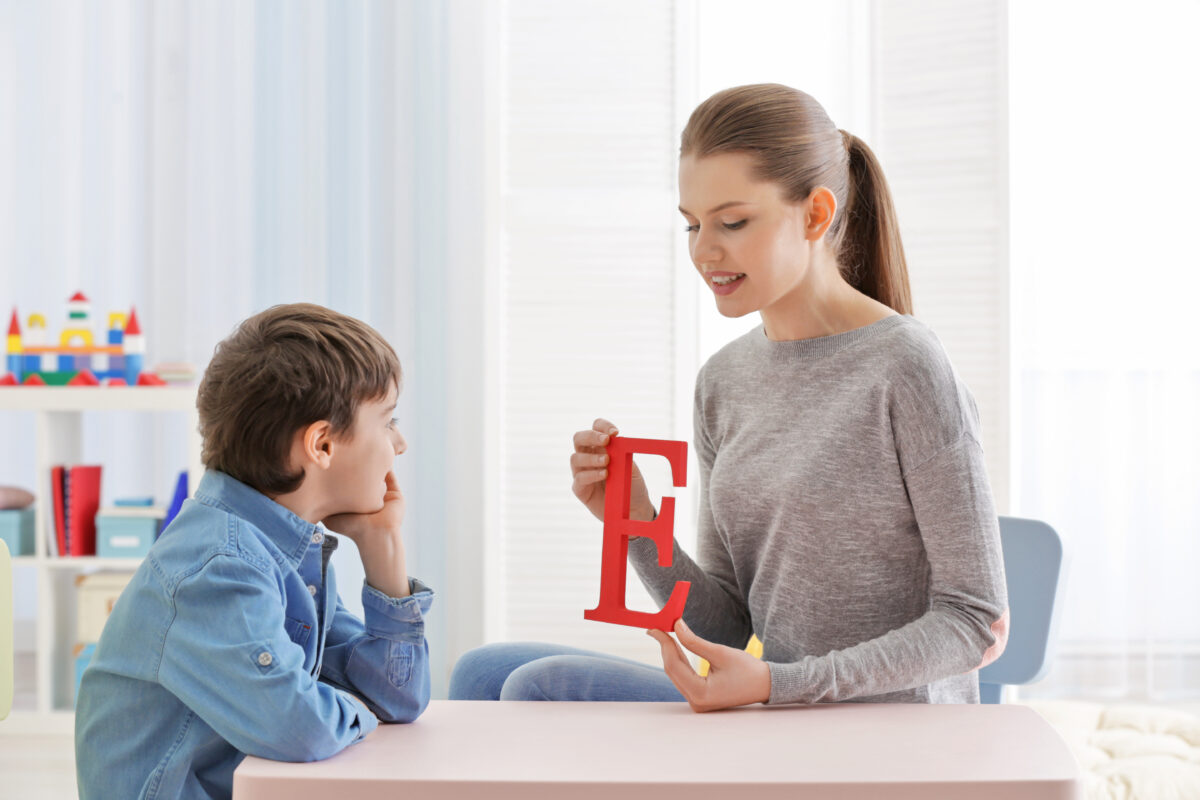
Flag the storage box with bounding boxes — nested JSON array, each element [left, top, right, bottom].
[[75, 572, 135, 643], [0, 507, 35, 556], [96, 507, 164, 559]]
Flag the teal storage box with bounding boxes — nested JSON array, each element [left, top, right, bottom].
[[96, 507, 164, 559], [0, 507, 35, 556]]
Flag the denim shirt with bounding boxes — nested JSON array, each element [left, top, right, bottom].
[[75, 470, 434, 800]]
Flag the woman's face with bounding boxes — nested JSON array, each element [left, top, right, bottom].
[[678, 151, 816, 320]]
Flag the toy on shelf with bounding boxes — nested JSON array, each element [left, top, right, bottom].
[[584, 436, 691, 632], [2, 292, 165, 387]]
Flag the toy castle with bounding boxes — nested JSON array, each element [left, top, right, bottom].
[[3, 292, 163, 386]]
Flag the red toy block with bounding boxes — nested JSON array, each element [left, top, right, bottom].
[[22, 373, 46, 386], [104, 377, 127, 386], [584, 436, 691, 632], [67, 369, 100, 386], [136, 372, 166, 386], [0, 373, 16, 386]]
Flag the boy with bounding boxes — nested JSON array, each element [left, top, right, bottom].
[[75, 303, 433, 800]]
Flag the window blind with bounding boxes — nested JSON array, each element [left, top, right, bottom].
[[497, 0, 683, 661], [871, 0, 1010, 510]]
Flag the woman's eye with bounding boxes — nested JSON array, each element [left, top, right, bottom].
[[684, 224, 699, 233], [723, 219, 748, 230]]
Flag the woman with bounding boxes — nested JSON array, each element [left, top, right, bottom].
[[451, 84, 1009, 711]]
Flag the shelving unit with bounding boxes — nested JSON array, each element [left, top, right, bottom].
[[0, 386, 202, 728]]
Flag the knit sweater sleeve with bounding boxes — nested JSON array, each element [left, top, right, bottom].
[[627, 371, 753, 649], [765, 432, 1008, 703]]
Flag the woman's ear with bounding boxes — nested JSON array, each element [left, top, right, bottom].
[[805, 186, 837, 241], [299, 420, 335, 470]]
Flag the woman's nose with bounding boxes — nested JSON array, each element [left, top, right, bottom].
[[691, 230, 721, 264]]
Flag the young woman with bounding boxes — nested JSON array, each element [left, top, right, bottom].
[[450, 84, 1009, 711]]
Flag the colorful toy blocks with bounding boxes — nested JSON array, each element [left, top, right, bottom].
[[2, 293, 160, 387]]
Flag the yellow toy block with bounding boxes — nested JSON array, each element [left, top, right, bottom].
[[698, 634, 763, 677], [60, 327, 95, 348]]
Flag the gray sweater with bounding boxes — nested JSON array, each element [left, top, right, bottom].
[[629, 314, 1007, 704]]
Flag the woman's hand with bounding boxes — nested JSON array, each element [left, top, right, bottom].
[[570, 418, 655, 522], [648, 619, 771, 713], [323, 471, 410, 597]]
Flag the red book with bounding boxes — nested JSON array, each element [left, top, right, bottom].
[[66, 465, 102, 556], [51, 465, 67, 556]]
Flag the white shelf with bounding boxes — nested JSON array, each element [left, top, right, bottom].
[[0, 383, 203, 719]]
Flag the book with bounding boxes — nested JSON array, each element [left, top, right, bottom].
[[50, 464, 103, 557]]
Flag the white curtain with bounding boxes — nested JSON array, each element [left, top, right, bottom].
[[1010, 0, 1200, 700], [0, 0, 461, 694]]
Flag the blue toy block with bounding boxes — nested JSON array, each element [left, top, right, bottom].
[[108, 328, 123, 346], [0, 508, 35, 555], [160, 471, 188, 536], [124, 353, 144, 385]]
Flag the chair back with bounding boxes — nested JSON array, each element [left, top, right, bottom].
[[979, 516, 1068, 703], [1, 539, 12, 720]]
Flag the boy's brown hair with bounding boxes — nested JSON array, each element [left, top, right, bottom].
[[197, 303, 401, 495]]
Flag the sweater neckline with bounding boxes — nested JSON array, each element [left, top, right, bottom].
[[753, 313, 909, 359]]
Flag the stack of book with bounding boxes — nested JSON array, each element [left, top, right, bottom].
[[50, 464, 102, 557]]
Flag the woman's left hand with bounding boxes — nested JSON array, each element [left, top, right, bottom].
[[647, 619, 771, 712]]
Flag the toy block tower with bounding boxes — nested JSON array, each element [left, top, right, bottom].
[[24, 314, 49, 377], [122, 308, 145, 385], [59, 292, 95, 375], [5, 311, 21, 379]]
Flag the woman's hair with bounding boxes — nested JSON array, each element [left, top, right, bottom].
[[680, 83, 912, 315], [197, 303, 401, 495]]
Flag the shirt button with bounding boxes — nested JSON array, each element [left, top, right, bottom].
[[258, 651, 273, 667], [311, 530, 324, 544], [308, 584, 318, 596]]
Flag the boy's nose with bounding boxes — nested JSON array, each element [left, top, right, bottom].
[[394, 432, 407, 455]]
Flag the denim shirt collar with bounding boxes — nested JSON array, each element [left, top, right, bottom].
[[193, 470, 324, 568]]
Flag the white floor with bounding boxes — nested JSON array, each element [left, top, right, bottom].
[[0, 733, 78, 799]]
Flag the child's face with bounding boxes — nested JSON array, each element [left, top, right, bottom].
[[325, 383, 405, 514]]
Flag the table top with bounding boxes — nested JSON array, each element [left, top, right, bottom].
[[234, 700, 1082, 800]]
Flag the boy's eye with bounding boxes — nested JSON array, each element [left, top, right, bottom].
[[723, 219, 748, 230], [388, 417, 399, 429]]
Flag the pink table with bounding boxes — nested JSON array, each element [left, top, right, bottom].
[[233, 700, 1082, 799]]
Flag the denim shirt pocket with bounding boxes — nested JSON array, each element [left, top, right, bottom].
[[284, 616, 313, 648], [388, 641, 415, 688]]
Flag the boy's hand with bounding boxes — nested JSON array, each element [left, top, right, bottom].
[[647, 619, 771, 713], [323, 471, 410, 598], [571, 418, 656, 522]]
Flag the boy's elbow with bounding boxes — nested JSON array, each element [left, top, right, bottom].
[[373, 675, 431, 723], [376, 693, 429, 724]]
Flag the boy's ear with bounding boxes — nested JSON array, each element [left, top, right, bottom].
[[299, 420, 335, 470]]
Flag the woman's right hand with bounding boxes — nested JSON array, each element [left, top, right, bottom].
[[570, 418, 655, 523]]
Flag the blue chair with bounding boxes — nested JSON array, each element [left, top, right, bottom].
[[979, 516, 1068, 703]]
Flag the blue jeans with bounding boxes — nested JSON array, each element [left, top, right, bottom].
[[449, 642, 686, 702]]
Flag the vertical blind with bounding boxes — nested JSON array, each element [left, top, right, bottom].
[[497, 0, 683, 662], [871, 0, 1011, 510]]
